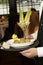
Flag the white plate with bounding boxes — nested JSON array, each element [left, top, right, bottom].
[[10, 39, 35, 49]]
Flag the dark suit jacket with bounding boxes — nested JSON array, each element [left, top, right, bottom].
[[35, 9, 43, 65], [37, 9, 43, 46]]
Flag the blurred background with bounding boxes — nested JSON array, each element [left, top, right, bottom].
[[0, 0, 42, 40]]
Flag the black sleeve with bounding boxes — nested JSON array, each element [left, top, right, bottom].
[[37, 9, 43, 46]]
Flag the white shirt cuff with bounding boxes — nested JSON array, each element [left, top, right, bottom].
[[37, 47, 43, 57]]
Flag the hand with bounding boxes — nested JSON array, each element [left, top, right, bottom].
[[20, 48, 38, 58]]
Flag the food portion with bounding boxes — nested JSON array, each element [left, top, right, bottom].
[[12, 34, 30, 44], [13, 38, 30, 44], [12, 34, 18, 40], [17, 9, 32, 30]]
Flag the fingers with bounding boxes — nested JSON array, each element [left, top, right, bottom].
[[20, 48, 33, 53], [20, 49, 30, 53], [20, 51, 33, 58], [21, 53, 31, 58]]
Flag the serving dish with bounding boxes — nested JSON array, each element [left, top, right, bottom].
[[0, 39, 39, 51], [10, 39, 35, 49]]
